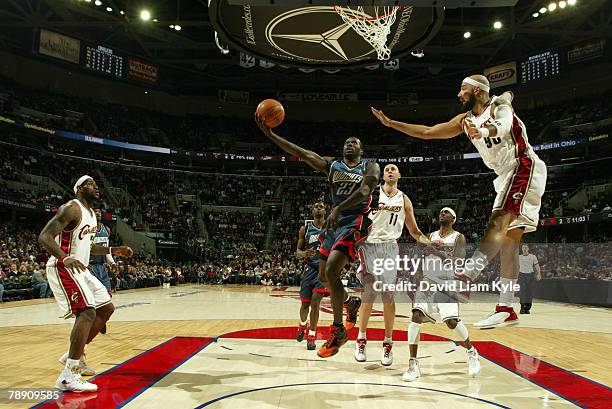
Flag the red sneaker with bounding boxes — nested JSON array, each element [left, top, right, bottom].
[[474, 305, 519, 329], [344, 296, 361, 330], [306, 334, 316, 350], [296, 323, 309, 342], [317, 324, 348, 358]]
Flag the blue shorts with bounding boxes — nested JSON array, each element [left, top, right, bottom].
[[320, 213, 371, 262], [299, 266, 328, 303], [89, 264, 112, 293]]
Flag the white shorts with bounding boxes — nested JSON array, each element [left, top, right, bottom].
[[493, 156, 547, 233], [47, 261, 112, 318], [413, 290, 460, 323], [357, 241, 399, 287]]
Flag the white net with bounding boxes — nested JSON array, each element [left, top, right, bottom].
[[334, 6, 400, 61]]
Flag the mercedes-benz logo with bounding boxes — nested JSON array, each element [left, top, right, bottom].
[[265, 7, 375, 63]]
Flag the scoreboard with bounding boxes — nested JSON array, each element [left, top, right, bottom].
[[520, 51, 560, 83], [84, 45, 124, 78]]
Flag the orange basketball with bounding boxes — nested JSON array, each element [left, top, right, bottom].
[[256, 99, 285, 128]]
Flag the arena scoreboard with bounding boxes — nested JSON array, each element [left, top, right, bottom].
[[520, 51, 560, 83], [84, 45, 124, 78]]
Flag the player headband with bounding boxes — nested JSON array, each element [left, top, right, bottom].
[[73, 175, 93, 194], [440, 207, 456, 220], [462, 77, 490, 93]]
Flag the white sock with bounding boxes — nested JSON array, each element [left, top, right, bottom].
[[498, 277, 515, 307], [467, 346, 476, 353], [308, 330, 316, 336], [65, 358, 80, 371], [300, 320, 307, 326], [384, 337, 393, 344], [358, 331, 367, 340], [464, 250, 488, 279]]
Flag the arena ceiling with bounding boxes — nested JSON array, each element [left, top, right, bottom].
[[0, 0, 610, 95]]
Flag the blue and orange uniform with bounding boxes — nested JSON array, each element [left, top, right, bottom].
[[89, 224, 112, 294], [300, 220, 328, 302], [320, 159, 379, 261]]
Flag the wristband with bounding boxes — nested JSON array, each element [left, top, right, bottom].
[[477, 127, 490, 139]]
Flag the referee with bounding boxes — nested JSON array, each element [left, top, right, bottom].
[[518, 244, 541, 314]]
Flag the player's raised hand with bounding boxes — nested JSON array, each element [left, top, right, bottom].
[[112, 246, 133, 257], [371, 107, 393, 127], [254, 112, 272, 137], [323, 207, 340, 230], [298, 248, 316, 259]]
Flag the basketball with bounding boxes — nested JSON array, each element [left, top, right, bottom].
[[256, 99, 285, 128]]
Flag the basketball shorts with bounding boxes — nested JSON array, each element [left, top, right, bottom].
[[413, 289, 460, 323], [89, 264, 112, 294], [493, 156, 547, 233], [357, 241, 399, 287], [320, 213, 371, 261], [299, 266, 328, 302], [47, 260, 112, 318]]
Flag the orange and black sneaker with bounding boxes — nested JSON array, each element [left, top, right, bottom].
[[296, 323, 309, 342], [306, 334, 316, 350], [344, 296, 361, 330], [317, 324, 348, 358]]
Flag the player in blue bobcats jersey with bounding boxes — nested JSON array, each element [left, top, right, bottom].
[[256, 114, 380, 358], [296, 201, 328, 350], [89, 209, 115, 334]]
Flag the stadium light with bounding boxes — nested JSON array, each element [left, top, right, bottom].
[[559, 1, 567, 8], [174, 25, 182, 31], [84, 0, 92, 3], [153, 18, 158, 22], [106, 6, 112, 12], [493, 21, 503, 29], [532, 12, 539, 18], [463, 31, 471, 39], [120, 10, 125, 15], [568, 0, 576, 5], [140, 9, 151, 21], [548, 3, 557, 12], [94, 0, 102, 6], [539, 7, 547, 13]]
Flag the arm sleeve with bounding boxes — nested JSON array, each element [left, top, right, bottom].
[[491, 104, 513, 137]]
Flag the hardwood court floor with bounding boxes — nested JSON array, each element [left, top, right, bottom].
[[0, 285, 610, 408]]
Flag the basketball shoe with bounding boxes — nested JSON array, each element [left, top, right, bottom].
[[296, 323, 308, 342], [55, 364, 97, 393], [402, 358, 421, 382], [59, 352, 96, 376], [306, 334, 316, 350], [381, 342, 393, 366], [344, 296, 361, 330], [467, 347, 481, 377], [317, 324, 348, 358], [354, 338, 367, 362], [473, 305, 519, 329]]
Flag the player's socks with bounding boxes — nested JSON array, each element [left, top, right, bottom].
[[460, 250, 488, 280], [498, 277, 516, 306], [309, 330, 316, 337], [358, 330, 367, 340], [318, 323, 348, 358], [59, 353, 96, 376]]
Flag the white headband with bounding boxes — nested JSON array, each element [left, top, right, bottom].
[[440, 207, 456, 220], [73, 175, 93, 194], [462, 77, 490, 93]]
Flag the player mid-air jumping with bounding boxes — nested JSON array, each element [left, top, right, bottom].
[[372, 74, 547, 328], [255, 114, 379, 357]]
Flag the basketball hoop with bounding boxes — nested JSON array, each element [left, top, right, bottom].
[[334, 6, 400, 61]]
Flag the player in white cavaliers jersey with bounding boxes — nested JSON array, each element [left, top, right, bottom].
[[372, 74, 547, 329], [403, 207, 480, 382], [354, 164, 430, 366], [39, 175, 133, 393]]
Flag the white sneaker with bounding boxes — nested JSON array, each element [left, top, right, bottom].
[[402, 358, 420, 382], [354, 338, 367, 362], [473, 305, 519, 329], [381, 342, 393, 366], [59, 353, 96, 376], [55, 369, 98, 393], [467, 348, 481, 377]]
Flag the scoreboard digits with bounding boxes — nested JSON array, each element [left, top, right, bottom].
[[520, 51, 560, 83], [85, 45, 124, 78]]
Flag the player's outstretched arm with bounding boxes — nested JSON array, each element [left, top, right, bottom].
[[91, 245, 133, 257], [371, 107, 465, 140], [39, 202, 87, 272], [324, 162, 380, 228], [254, 113, 331, 173], [403, 194, 430, 245], [453, 234, 467, 259]]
